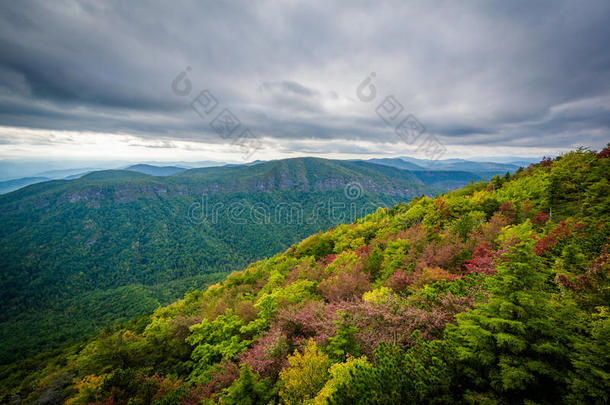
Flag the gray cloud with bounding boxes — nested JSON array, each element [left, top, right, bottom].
[[0, 0, 609, 157]]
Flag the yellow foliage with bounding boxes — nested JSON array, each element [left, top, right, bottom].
[[278, 339, 331, 404], [313, 356, 370, 405], [65, 374, 104, 405], [362, 286, 392, 304]]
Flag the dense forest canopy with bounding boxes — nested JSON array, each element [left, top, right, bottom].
[[1, 147, 609, 404]]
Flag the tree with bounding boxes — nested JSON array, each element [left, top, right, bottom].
[[312, 356, 369, 404], [278, 339, 331, 404], [329, 339, 453, 404], [219, 364, 274, 405], [187, 309, 251, 383], [566, 307, 610, 404], [446, 239, 580, 403]]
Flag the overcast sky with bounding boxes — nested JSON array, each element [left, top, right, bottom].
[[0, 0, 609, 163]]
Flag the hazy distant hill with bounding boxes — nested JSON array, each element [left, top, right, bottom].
[[370, 156, 521, 178], [125, 163, 186, 176], [0, 177, 50, 194], [367, 158, 425, 170]]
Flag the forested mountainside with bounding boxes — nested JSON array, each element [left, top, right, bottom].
[[2, 147, 608, 404], [0, 157, 467, 364]]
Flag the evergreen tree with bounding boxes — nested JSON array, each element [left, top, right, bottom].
[[446, 239, 580, 403], [219, 364, 274, 405]]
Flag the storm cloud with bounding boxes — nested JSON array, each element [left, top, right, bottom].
[[0, 0, 609, 160]]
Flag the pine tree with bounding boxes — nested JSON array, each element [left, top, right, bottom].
[[446, 239, 579, 403], [219, 364, 274, 405]]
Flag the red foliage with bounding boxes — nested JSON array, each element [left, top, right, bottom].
[[533, 221, 584, 256], [568, 243, 610, 291], [240, 328, 290, 379], [555, 274, 574, 288], [532, 210, 549, 226], [410, 267, 462, 289], [597, 146, 610, 159], [284, 262, 325, 285], [323, 254, 337, 264], [434, 197, 446, 211], [498, 201, 516, 223], [393, 225, 429, 252], [539, 156, 553, 167], [355, 245, 370, 258], [202, 359, 241, 397], [171, 315, 202, 340], [464, 243, 496, 275], [333, 293, 472, 358], [471, 212, 509, 248], [434, 197, 450, 219], [589, 243, 610, 275], [418, 232, 467, 271], [274, 300, 338, 346], [236, 300, 259, 322]]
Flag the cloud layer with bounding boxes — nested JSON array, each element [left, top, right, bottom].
[[0, 0, 609, 160]]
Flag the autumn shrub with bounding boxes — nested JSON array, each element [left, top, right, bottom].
[[534, 220, 583, 256], [240, 328, 290, 379], [278, 339, 331, 404], [318, 265, 370, 302], [275, 300, 338, 347], [498, 200, 516, 223], [464, 243, 496, 275], [408, 267, 462, 290], [418, 233, 468, 271], [333, 296, 460, 357], [385, 270, 411, 294]]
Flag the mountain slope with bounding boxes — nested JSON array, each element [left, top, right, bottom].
[[0, 158, 438, 363], [1, 148, 608, 404]]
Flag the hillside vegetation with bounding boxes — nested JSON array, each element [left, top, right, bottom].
[[0, 158, 448, 363], [1, 147, 608, 404]]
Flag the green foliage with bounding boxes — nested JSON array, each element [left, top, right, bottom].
[[329, 339, 453, 404], [2, 148, 609, 404], [325, 314, 361, 361], [363, 247, 383, 277], [0, 159, 420, 363], [446, 240, 580, 402], [452, 210, 486, 240], [313, 356, 369, 404], [187, 310, 251, 382], [219, 364, 274, 405], [567, 307, 610, 404]]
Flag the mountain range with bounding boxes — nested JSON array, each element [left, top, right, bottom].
[[1, 157, 481, 363], [0, 156, 532, 195], [1, 148, 607, 404]]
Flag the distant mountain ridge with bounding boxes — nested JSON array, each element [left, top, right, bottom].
[[0, 156, 536, 195], [367, 157, 522, 177], [0, 177, 51, 194], [125, 164, 186, 176]]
